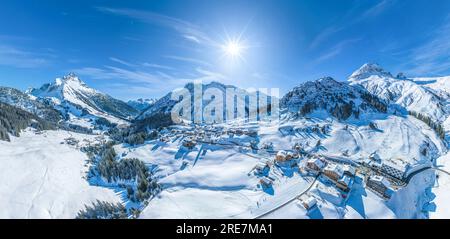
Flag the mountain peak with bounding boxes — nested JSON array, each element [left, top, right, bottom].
[[350, 63, 393, 80], [55, 73, 84, 86]]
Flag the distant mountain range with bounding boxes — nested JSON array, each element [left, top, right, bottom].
[[0, 63, 449, 143]]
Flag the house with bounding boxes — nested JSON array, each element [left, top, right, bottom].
[[254, 162, 270, 175], [306, 157, 326, 172], [342, 165, 356, 177], [298, 196, 317, 210], [259, 177, 272, 188], [369, 152, 382, 163], [366, 175, 392, 198], [285, 151, 299, 160], [275, 150, 288, 162], [323, 164, 344, 181], [182, 138, 197, 149], [337, 175, 353, 192]]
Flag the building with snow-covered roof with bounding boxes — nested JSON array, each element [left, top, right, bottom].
[[369, 152, 381, 163], [367, 175, 392, 198], [275, 150, 288, 162], [306, 157, 326, 172], [298, 196, 317, 210], [323, 164, 344, 181], [337, 175, 353, 192], [182, 138, 197, 149], [259, 177, 272, 188]]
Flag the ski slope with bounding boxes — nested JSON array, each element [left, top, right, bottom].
[[0, 129, 121, 219]]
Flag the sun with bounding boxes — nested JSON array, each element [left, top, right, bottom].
[[221, 39, 246, 61], [223, 41, 243, 57]]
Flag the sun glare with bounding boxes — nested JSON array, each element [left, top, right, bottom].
[[221, 39, 246, 61], [224, 41, 242, 57]]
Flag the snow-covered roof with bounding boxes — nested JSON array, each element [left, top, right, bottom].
[[324, 164, 344, 177], [307, 157, 326, 168], [343, 165, 356, 175], [338, 175, 352, 186], [302, 197, 317, 209], [370, 175, 391, 188], [277, 150, 287, 157]]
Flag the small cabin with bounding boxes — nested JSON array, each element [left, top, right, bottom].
[[254, 162, 270, 175], [259, 177, 272, 188], [182, 138, 197, 149], [298, 196, 317, 210], [275, 150, 288, 162]]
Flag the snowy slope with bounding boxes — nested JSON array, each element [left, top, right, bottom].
[[0, 86, 62, 122], [281, 76, 387, 121], [412, 76, 450, 137], [430, 152, 450, 219], [0, 129, 121, 219], [349, 63, 447, 123], [114, 108, 444, 218]]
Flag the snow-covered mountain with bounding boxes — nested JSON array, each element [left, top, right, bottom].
[[349, 63, 447, 123], [1, 65, 450, 219], [127, 98, 156, 112], [28, 73, 138, 127], [134, 81, 274, 129], [281, 76, 387, 120], [0, 86, 62, 122]]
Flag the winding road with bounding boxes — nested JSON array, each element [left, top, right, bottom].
[[254, 175, 319, 219]]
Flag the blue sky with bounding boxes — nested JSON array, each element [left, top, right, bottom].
[[0, 0, 449, 100]]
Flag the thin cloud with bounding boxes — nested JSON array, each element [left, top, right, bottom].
[[403, 17, 450, 75], [0, 44, 49, 68], [142, 63, 175, 71], [361, 0, 395, 19], [314, 38, 361, 63], [164, 55, 212, 67], [109, 57, 137, 67], [97, 7, 216, 46], [310, 0, 395, 49], [73, 64, 228, 99]]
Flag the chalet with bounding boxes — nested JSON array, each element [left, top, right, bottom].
[[342, 165, 356, 177], [306, 157, 326, 172], [275, 150, 288, 162], [369, 152, 382, 163], [254, 162, 270, 175], [367, 175, 392, 198], [323, 164, 344, 181], [259, 177, 272, 188], [182, 138, 197, 149], [298, 196, 317, 210], [337, 175, 353, 192]]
